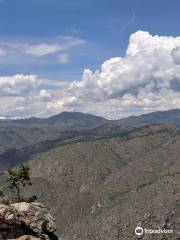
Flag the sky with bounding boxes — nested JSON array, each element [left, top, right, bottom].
[[0, 0, 180, 119]]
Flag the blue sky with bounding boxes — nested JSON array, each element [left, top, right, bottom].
[[0, 0, 180, 80], [1, 0, 180, 119]]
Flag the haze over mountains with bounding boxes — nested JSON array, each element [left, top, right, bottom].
[[1, 109, 180, 127], [0, 109, 179, 172]]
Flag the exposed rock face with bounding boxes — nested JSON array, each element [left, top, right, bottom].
[[0, 202, 58, 240]]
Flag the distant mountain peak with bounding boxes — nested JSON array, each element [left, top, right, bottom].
[[118, 108, 180, 126], [49, 111, 106, 118], [45, 111, 108, 125]]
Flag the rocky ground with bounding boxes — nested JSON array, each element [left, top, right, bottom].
[[23, 124, 180, 239], [1, 124, 180, 239], [0, 202, 58, 240]]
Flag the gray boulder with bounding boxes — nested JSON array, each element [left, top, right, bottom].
[[0, 202, 58, 240]]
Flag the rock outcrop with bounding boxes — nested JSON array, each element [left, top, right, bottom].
[[0, 202, 58, 240]]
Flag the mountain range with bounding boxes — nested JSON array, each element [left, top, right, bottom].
[[0, 109, 180, 239], [1, 122, 180, 239], [1, 108, 180, 127], [0, 109, 179, 172]]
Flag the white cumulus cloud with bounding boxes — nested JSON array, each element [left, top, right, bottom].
[[65, 31, 180, 117], [0, 74, 40, 96], [71, 31, 180, 99], [0, 31, 180, 119]]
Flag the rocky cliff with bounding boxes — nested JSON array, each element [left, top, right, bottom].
[[0, 202, 58, 240]]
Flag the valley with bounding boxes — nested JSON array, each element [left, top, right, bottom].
[[0, 110, 180, 239]]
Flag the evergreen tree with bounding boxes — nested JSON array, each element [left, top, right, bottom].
[[0, 164, 37, 203]]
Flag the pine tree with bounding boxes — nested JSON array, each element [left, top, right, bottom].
[[0, 164, 37, 203]]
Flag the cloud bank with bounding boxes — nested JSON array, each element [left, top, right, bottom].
[[1, 31, 180, 119]]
